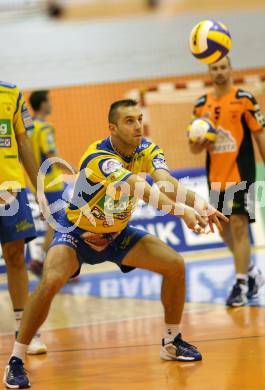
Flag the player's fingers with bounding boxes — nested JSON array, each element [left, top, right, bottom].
[[196, 214, 208, 227], [193, 223, 205, 234], [209, 219, 215, 233], [215, 210, 229, 223], [198, 137, 208, 145], [212, 215, 222, 232]]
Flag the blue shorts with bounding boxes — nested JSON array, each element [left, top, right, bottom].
[[50, 212, 148, 275], [0, 189, 36, 244], [45, 190, 64, 205], [45, 190, 66, 221]]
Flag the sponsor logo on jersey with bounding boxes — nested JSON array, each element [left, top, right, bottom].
[[91, 206, 106, 221], [0, 137, 11, 147], [21, 102, 33, 131], [152, 154, 168, 170], [101, 159, 122, 175], [212, 128, 237, 153], [0, 119, 11, 135], [140, 140, 152, 149]]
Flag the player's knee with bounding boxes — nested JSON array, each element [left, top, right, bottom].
[[41, 271, 66, 297], [3, 244, 25, 269], [164, 255, 185, 278], [231, 216, 248, 241]]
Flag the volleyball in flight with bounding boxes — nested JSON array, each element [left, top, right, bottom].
[[187, 118, 217, 143], [189, 20, 232, 64]]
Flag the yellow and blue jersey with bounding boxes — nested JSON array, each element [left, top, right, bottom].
[[29, 117, 64, 192], [66, 137, 169, 233], [0, 81, 33, 190]]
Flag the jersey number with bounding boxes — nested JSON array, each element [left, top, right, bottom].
[[214, 106, 221, 122]]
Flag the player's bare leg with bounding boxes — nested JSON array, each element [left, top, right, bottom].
[[225, 215, 263, 306], [230, 215, 250, 275], [2, 239, 48, 354], [219, 220, 233, 252], [2, 240, 28, 310], [29, 224, 54, 278], [4, 245, 79, 389], [19, 245, 79, 345]]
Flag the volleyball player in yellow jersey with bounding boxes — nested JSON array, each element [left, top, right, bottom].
[[28, 90, 74, 277], [4, 100, 228, 388], [0, 81, 47, 356]]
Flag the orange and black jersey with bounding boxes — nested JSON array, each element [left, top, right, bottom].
[[193, 87, 265, 190]]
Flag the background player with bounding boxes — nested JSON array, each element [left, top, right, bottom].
[[4, 99, 228, 388], [28, 90, 75, 277], [0, 81, 47, 355], [189, 56, 265, 307]]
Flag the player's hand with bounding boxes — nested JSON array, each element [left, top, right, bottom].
[[182, 207, 208, 234], [191, 136, 214, 146], [204, 204, 229, 233]]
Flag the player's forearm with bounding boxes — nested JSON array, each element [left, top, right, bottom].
[[126, 174, 185, 216], [17, 135, 39, 190], [161, 175, 207, 211]]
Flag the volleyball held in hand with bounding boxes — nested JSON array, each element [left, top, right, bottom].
[[187, 118, 217, 143], [189, 20, 232, 64]]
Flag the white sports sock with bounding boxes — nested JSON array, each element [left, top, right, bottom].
[[10, 341, 28, 362], [236, 274, 248, 284], [164, 324, 180, 342], [248, 264, 259, 278], [14, 310, 23, 334]]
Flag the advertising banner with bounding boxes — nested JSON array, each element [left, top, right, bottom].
[[0, 167, 264, 273]]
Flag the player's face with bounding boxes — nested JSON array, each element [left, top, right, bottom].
[[209, 57, 232, 85], [42, 95, 52, 115], [112, 106, 143, 147]]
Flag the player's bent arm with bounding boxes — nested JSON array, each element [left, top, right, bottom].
[[151, 168, 228, 231], [151, 169, 207, 212], [253, 128, 265, 163], [124, 174, 210, 231], [16, 132, 39, 190], [124, 173, 185, 216], [118, 173, 216, 232]]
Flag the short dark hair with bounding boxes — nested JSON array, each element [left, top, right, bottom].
[[29, 90, 49, 111], [209, 55, 232, 69], [108, 99, 138, 124]]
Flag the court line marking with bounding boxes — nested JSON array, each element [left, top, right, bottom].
[[1, 333, 265, 357], [0, 304, 222, 337], [1, 302, 263, 337]]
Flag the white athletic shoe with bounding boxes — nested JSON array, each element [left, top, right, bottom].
[[160, 333, 202, 361], [27, 334, 47, 355]]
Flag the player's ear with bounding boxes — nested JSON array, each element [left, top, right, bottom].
[[109, 122, 117, 135]]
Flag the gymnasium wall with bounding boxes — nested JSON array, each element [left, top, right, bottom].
[[25, 66, 265, 170]]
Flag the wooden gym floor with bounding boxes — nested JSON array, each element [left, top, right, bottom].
[[0, 247, 265, 389]]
